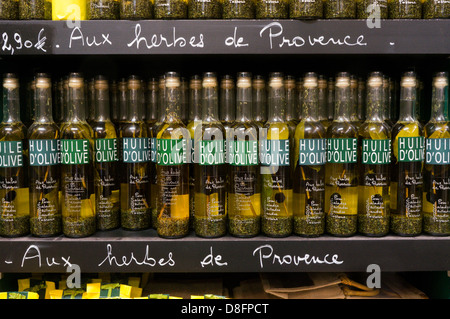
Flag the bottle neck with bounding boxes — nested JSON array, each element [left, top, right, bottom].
[[398, 85, 418, 122], [220, 80, 235, 122], [334, 84, 352, 122], [34, 83, 54, 123], [202, 82, 219, 122], [127, 83, 144, 122], [164, 80, 182, 122], [2, 85, 21, 123], [189, 80, 202, 121], [236, 81, 252, 122], [365, 83, 384, 122], [285, 79, 296, 121], [253, 80, 266, 122], [146, 81, 158, 121], [267, 80, 286, 122], [94, 84, 111, 122], [301, 84, 319, 121], [66, 83, 86, 122], [317, 80, 327, 121], [430, 82, 448, 122]]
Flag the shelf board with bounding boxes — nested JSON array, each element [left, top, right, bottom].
[[0, 19, 449, 55], [0, 229, 448, 273]]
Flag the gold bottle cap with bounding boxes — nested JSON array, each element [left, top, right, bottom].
[[237, 73, 252, 89], [269, 73, 284, 89], [433, 75, 448, 89]]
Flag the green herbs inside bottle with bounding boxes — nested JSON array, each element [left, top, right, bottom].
[[423, 72, 450, 236], [60, 73, 96, 238], [193, 72, 227, 238], [156, 72, 190, 238], [357, 72, 392, 237], [390, 72, 424, 236], [28, 73, 61, 237], [154, 0, 188, 18], [325, 72, 359, 237], [0, 74, 29, 237], [227, 72, 261, 237], [119, 76, 151, 231], [293, 72, 326, 237], [222, 0, 254, 18], [91, 76, 120, 231], [256, 0, 289, 18], [260, 72, 293, 237]]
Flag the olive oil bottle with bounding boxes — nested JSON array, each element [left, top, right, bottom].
[[119, 75, 151, 230], [60, 73, 96, 238], [325, 72, 359, 237], [293, 72, 327, 237], [357, 72, 392, 236], [194, 72, 227, 238], [227, 72, 261, 237], [253, 75, 267, 128], [260, 72, 293, 237], [156, 72, 190, 238], [0, 74, 29, 237], [28, 73, 61, 237], [91, 76, 120, 231], [187, 75, 202, 228], [390, 71, 424, 236], [423, 72, 450, 236]]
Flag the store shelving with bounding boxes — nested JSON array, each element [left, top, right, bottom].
[[0, 19, 448, 276]]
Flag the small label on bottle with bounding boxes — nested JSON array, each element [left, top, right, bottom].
[[259, 139, 290, 167], [327, 138, 357, 164], [157, 138, 188, 165], [198, 140, 225, 165], [228, 140, 258, 166], [0, 141, 23, 168], [122, 137, 151, 163], [425, 138, 450, 165], [362, 139, 391, 165], [61, 139, 90, 165], [298, 138, 326, 166], [95, 138, 119, 163], [398, 136, 424, 162]]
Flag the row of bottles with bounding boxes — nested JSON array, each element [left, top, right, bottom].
[[0, 70, 448, 239]]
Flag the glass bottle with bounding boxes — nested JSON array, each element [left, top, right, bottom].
[[222, 0, 254, 18], [289, 0, 323, 19], [350, 75, 362, 131], [256, 0, 289, 18], [357, 0, 388, 19], [388, 0, 422, 18], [260, 72, 293, 237], [296, 78, 303, 122], [60, 73, 95, 238], [110, 80, 119, 126], [324, 0, 356, 18], [88, 0, 120, 19], [119, 76, 150, 231], [325, 72, 359, 237], [187, 75, 202, 229], [318, 75, 331, 131], [0, 74, 29, 237], [383, 75, 395, 128], [423, 72, 450, 236], [91, 76, 120, 231], [193, 73, 227, 238], [188, 0, 221, 18], [293, 72, 326, 237], [357, 72, 391, 237], [180, 77, 189, 125], [253, 75, 267, 128], [0, 0, 19, 19], [19, 0, 51, 19], [423, 0, 450, 18], [156, 72, 190, 238], [28, 73, 61, 237], [120, 0, 152, 19], [154, 0, 187, 18], [227, 72, 261, 237], [390, 71, 424, 236]]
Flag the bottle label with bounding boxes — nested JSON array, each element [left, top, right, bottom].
[[157, 138, 188, 165], [95, 138, 119, 163], [198, 140, 225, 165], [298, 138, 326, 166], [259, 139, 290, 167], [29, 139, 61, 167], [398, 136, 424, 162], [61, 139, 90, 165], [362, 139, 391, 165], [327, 138, 357, 164], [228, 140, 258, 166], [122, 137, 151, 163], [0, 141, 23, 168], [425, 138, 450, 165]]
